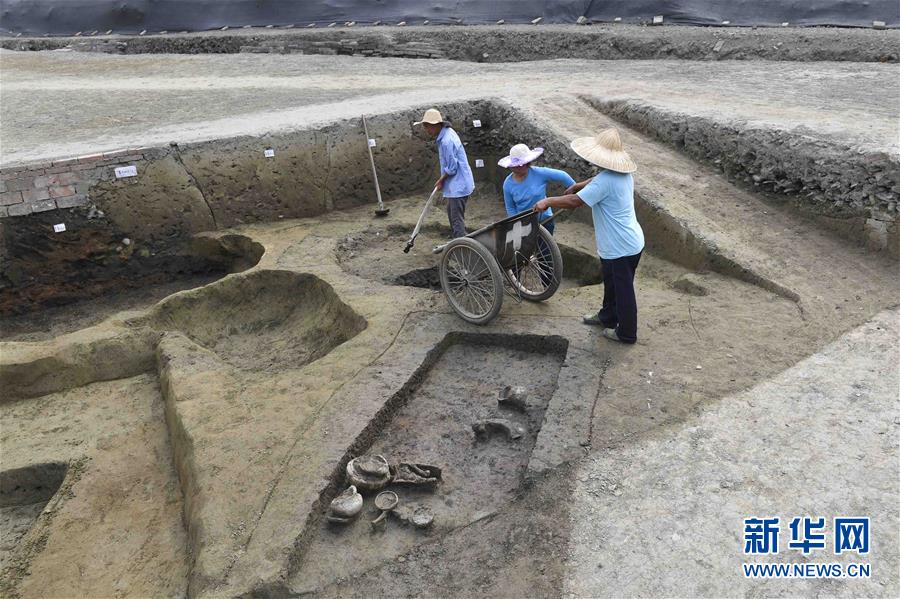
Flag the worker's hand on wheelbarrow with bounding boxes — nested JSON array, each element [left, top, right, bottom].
[[533, 198, 550, 212]]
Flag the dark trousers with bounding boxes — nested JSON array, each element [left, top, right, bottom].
[[446, 196, 468, 238], [597, 251, 642, 343], [542, 219, 555, 235]]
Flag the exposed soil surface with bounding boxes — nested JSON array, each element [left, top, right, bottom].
[[291, 339, 565, 593], [2, 52, 897, 165], [146, 270, 366, 372], [0, 274, 221, 341], [0, 374, 188, 599], [1, 34, 898, 596], [336, 223, 602, 292], [4, 25, 898, 63]]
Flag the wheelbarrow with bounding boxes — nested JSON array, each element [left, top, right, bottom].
[[408, 207, 563, 325]]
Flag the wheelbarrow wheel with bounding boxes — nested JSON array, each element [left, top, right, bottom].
[[440, 237, 504, 325], [507, 225, 563, 302]]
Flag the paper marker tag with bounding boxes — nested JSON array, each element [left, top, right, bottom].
[[264, 148, 275, 158], [475, 159, 484, 168], [472, 119, 482, 128], [368, 138, 377, 148], [114, 165, 137, 178], [53, 223, 66, 233], [653, 15, 664, 24]]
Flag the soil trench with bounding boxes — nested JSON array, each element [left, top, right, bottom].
[[290, 338, 565, 593]]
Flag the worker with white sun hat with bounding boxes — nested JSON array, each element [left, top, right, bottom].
[[498, 143, 575, 235], [533, 128, 645, 344]]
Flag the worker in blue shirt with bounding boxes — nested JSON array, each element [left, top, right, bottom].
[[415, 108, 475, 238], [499, 143, 575, 234], [533, 128, 645, 344]]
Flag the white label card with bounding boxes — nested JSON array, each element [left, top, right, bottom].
[[472, 119, 482, 128], [368, 138, 377, 148], [53, 223, 66, 233], [475, 159, 485, 168], [653, 15, 664, 24], [114, 165, 137, 178], [264, 148, 275, 158]]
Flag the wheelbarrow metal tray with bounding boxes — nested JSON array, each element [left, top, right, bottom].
[[467, 210, 540, 270]]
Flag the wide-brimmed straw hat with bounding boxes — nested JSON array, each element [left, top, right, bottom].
[[498, 143, 544, 168], [570, 128, 636, 173], [413, 108, 449, 126]]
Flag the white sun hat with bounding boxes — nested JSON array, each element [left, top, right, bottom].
[[413, 108, 448, 125], [498, 143, 544, 168], [570, 128, 636, 174]]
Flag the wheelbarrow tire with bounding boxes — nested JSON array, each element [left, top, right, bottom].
[[440, 237, 504, 325], [508, 225, 563, 302]]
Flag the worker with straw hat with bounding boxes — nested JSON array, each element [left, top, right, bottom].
[[414, 108, 475, 238], [533, 128, 645, 344]]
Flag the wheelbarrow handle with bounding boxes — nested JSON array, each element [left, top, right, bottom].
[[539, 207, 566, 227]]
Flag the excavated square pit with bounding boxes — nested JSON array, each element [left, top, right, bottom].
[[1, 463, 67, 558], [290, 333, 567, 593]]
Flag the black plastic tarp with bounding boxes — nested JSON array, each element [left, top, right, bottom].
[[1, 1, 896, 36]]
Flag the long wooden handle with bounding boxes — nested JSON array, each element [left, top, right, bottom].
[[362, 115, 384, 209]]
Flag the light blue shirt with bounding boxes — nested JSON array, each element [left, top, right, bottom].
[[503, 166, 575, 220], [577, 171, 645, 260], [437, 127, 475, 199]]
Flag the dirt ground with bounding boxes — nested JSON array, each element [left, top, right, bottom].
[[2, 51, 898, 165], [1, 29, 898, 599], [2, 186, 897, 596]]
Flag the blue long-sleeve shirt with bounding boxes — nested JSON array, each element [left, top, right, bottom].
[[503, 166, 576, 220], [437, 126, 475, 198]]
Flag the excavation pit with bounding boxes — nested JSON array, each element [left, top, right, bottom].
[[290, 333, 567, 593], [147, 270, 366, 372], [337, 222, 606, 292], [0, 233, 264, 342], [1, 463, 67, 556]]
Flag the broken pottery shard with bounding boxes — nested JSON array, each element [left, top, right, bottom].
[[411, 506, 434, 529], [498, 385, 528, 411], [328, 485, 363, 520], [390, 463, 442, 488], [393, 504, 435, 529], [346, 455, 391, 492], [472, 418, 525, 441]]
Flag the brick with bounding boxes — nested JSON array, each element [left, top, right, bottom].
[[45, 165, 76, 174], [5, 177, 34, 192], [28, 162, 51, 171], [48, 185, 76, 198], [0, 206, 7, 218], [0, 166, 30, 178], [0, 181, 5, 193], [21, 188, 51, 202], [0, 191, 23, 206], [30, 199, 58, 213], [55, 194, 89, 209], [34, 172, 79, 188], [7, 203, 31, 216], [101, 148, 132, 159], [76, 153, 105, 163], [51, 157, 80, 168]]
